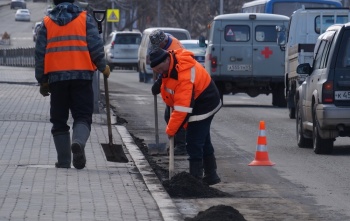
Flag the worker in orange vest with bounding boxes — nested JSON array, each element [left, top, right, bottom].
[[150, 48, 222, 185], [35, 0, 110, 169]]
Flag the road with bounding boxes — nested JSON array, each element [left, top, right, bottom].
[[0, 0, 50, 49], [106, 69, 350, 220], [1, 2, 350, 220]]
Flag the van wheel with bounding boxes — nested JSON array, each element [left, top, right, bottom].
[[296, 102, 312, 148], [312, 107, 333, 154], [215, 81, 224, 103], [272, 84, 287, 107]]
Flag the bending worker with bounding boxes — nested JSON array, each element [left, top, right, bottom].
[[149, 48, 222, 185], [149, 29, 187, 155]]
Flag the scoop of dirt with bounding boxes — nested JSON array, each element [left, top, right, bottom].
[[162, 172, 230, 198], [184, 204, 247, 221]]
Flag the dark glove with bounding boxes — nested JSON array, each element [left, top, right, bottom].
[[151, 76, 162, 95], [39, 82, 50, 97]]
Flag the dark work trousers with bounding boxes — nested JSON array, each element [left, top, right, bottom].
[[49, 80, 93, 135], [186, 115, 215, 160], [164, 105, 186, 149]]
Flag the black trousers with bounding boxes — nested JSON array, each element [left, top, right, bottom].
[[49, 80, 93, 135]]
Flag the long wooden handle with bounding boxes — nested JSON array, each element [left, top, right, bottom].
[[104, 75, 113, 145]]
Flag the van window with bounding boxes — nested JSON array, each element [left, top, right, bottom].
[[315, 15, 349, 34], [114, 34, 141, 45], [224, 25, 250, 42], [255, 25, 277, 42]]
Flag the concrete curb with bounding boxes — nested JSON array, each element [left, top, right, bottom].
[[116, 125, 184, 221]]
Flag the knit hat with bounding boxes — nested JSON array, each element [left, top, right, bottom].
[[149, 29, 166, 47], [150, 48, 169, 68], [53, 0, 74, 5]]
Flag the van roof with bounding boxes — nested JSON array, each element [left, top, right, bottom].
[[112, 29, 141, 34], [142, 27, 190, 34], [214, 13, 289, 21]]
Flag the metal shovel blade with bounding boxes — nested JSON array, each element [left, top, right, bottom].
[[148, 142, 167, 155], [101, 143, 129, 163]]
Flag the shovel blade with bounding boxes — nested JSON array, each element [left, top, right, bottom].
[[101, 143, 129, 163], [148, 143, 167, 155]]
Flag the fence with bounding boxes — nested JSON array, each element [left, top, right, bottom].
[[0, 47, 35, 67]]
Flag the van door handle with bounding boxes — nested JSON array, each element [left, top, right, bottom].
[[253, 48, 258, 51]]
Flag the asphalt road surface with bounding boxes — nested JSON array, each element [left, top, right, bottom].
[[105, 69, 350, 221]]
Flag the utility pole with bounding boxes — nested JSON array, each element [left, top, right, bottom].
[[157, 0, 161, 26], [220, 0, 223, 15]]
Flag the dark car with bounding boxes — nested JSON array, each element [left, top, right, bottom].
[[11, 0, 26, 9]]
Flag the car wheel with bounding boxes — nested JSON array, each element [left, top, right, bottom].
[[312, 107, 333, 154], [296, 101, 312, 148], [289, 107, 295, 119]]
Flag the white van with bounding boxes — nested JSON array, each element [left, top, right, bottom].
[[204, 13, 289, 106], [138, 27, 191, 82]]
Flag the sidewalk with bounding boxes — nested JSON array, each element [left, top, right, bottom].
[[0, 66, 182, 221]]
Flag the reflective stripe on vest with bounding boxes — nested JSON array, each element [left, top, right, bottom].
[[188, 100, 222, 122], [43, 11, 96, 74]]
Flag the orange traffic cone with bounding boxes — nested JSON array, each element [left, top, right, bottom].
[[249, 121, 275, 166]]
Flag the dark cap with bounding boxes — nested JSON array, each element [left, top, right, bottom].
[[150, 48, 169, 68], [53, 0, 74, 5]]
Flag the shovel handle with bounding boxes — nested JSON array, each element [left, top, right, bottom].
[[104, 75, 113, 145], [92, 10, 106, 34], [169, 136, 175, 179]]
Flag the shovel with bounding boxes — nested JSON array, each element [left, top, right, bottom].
[[101, 75, 128, 163], [93, 10, 128, 163]]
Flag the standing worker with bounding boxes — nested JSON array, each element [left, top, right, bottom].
[[149, 48, 222, 185], [149, 29, 187, 155], [35, 0, 110, 169]]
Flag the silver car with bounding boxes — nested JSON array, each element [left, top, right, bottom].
[[296, 23, 350, 154], [104, 30, 142, 71], [15, 9, 30, 22]]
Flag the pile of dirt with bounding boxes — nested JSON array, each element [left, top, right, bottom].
[[163, 172, 229, 198], [185, 205, 247, 221]]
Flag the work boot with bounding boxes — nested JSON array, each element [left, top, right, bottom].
[[53, 132, 71, 168], [71, 123, 90, 169], [189, 160, 203, 179], [202, 154, 221, 185]]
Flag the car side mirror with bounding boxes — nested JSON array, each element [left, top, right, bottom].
[[296, 63, 312, 75], [276, 25, 286, 50]]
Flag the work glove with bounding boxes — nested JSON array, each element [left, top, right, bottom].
[[102, 65, 110, 78], [151, 75, 162, 95], [39, 82, 50, 97]]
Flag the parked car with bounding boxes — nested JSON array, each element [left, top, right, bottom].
[[180, 39, 206, 67], [33, 21, 42, 42], [15, 9, 30, 22], [11, 0, 26, 9], [104, 30, 142, 71], [295, 23, 350, 154], [138, 27, 191, 82]]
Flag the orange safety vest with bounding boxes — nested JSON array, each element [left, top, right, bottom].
[[160, 49, 215, 136], [43, 11, 96, 74], [167, 36, 183, 51]]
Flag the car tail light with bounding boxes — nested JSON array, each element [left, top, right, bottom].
[[111, 41, 115, 49], [209, 54, 217, 72], [322, 81, 333, 103]]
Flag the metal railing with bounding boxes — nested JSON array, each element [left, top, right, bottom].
[[0, 47, 35, 67]]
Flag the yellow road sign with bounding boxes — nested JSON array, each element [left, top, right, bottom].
[[107, 9, 120, 22]]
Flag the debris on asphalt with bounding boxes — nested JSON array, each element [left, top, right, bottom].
[[184, 204, 247, 221], [163, 171, 229, 198]]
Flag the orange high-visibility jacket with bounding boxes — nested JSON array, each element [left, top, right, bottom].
[[43, 11, 96, 74], [166, 36, 183, 51], [160, 49, 221, 136]]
